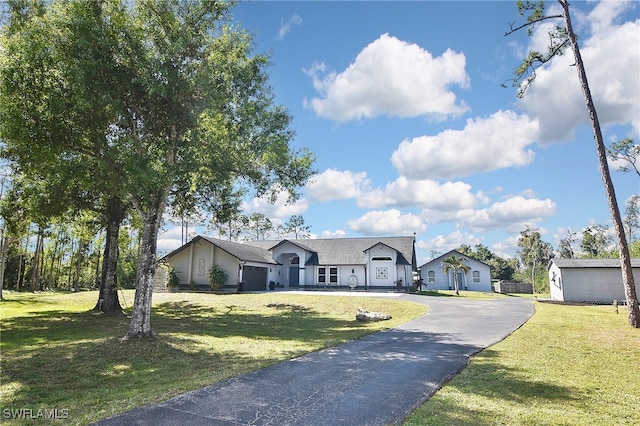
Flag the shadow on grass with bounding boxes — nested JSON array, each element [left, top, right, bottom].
[[0, 299, 374, 424], [461, 348, 579, 403], [406, 348, 581, 425], [150, 300, 368, 343]]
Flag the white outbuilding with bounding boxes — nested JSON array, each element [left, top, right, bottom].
[[547, 258, 640, 303]]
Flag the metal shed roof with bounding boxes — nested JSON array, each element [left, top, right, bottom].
[[549, 258, 640, 269]]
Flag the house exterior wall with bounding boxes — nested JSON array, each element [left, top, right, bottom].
[[270, 242, 309, 288], [164, 236, 417, 292], [548, 262, 563, 301], [366, 244, 400, 288], [166, 240, 239, 287], [419, 253, 492, 292], [303, 265, 367, 288], [549, 263, 640, 303], [266, 265, 280, 288]]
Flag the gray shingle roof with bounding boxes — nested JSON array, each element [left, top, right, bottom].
[[163, 236, 278, 265], [418, 249, 491, 269], [247, 237, 416, 267], [200, 237, 278, 264], [168, 236, 416, 268], [550, 258, 640, 268]]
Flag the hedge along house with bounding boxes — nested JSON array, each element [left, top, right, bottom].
[[161, 235, 417, 292], [161, 236, 279, 291], [547, 258, 640, 303], [418, 249, 492, 292]]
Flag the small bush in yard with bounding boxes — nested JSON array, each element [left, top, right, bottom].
[[208, 264, 228, 289]]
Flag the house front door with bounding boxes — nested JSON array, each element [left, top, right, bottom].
[[289, 266, 299, 287], [457, 271, 465, 290]]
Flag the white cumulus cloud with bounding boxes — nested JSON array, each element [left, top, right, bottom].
[[518, 2, 640, 142], [305, 33, 470, 122], [357, 177, 479, 211], [391, 110, 539, 180], [347, 209, 426, 235], [306, 168, 370, 202], [243, 191, 308, 220], [463, 196, 556, 233], [157, 226, 186, 252]]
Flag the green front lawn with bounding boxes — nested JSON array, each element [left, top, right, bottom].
[[0, 290, 425, 425], [404, 301, 640, 425]]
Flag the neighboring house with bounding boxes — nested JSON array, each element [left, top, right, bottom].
[[547, 258, 640, 303], [418, 250, 492, 292], [161, 236, 279, 291], [161, 235, 417, 291]]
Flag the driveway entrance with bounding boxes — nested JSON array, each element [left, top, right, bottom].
[[95, 295, 534, 426]]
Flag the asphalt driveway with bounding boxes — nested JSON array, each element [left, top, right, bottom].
[[94, 293, 534, 426]]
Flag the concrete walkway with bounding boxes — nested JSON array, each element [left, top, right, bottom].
[[94, 294, 534, 426]]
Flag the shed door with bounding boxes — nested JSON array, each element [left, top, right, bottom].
[[243, 266, 267, 291]]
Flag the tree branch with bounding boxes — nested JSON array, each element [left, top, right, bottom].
[[505, 14, 563, 36]]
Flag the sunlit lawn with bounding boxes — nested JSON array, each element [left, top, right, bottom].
[[0, 290, 425, 425], [404, 301, 640, 426]]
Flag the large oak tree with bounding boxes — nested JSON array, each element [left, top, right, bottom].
[[0, 0, 314, 339]]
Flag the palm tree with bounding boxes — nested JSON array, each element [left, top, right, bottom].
[[441, 255, 470, 296]]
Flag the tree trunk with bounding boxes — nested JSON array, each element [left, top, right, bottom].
[[30, 228, 43, 292], [0, 235, 6, 300], [560, 0, 639, 327], [92, 196, 125, 314], [74, 238, 82, 291], [94, 234, 102, 288], [17, 237, 26, 289], [123, 191, 167, 340]]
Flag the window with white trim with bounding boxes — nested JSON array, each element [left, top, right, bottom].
[[473, 270, 480, 282], [427, 271, 436, 283], [318, 267, 326, 283], [329, 267, 338, 283]]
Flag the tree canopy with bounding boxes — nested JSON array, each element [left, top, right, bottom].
[[0, 0, 315, 338]]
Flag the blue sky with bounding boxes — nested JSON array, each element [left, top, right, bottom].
[[158, 0, 640, 265]]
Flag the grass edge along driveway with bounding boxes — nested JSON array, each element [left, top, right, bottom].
[[403, 301, 640, 426]]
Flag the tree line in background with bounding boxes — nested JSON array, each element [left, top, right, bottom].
[[2, 174, 637, 298], [0, 174, 312, 292]]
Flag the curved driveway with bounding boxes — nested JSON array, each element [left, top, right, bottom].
[[95, 294, 534, 426]]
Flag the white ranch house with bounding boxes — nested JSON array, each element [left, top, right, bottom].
[[547, 258, 640, 303], [418, 250, 492, 293], [161, 235, 417, 292]]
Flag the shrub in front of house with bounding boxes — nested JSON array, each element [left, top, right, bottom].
[[167, 267, 180, 289], [208, 264, 228, 290]]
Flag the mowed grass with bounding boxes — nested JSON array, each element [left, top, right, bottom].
[[404, 301, 640, 426], [0, 290, 426, 425]]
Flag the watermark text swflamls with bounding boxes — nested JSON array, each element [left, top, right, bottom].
[[2, 408, 69, 420]]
